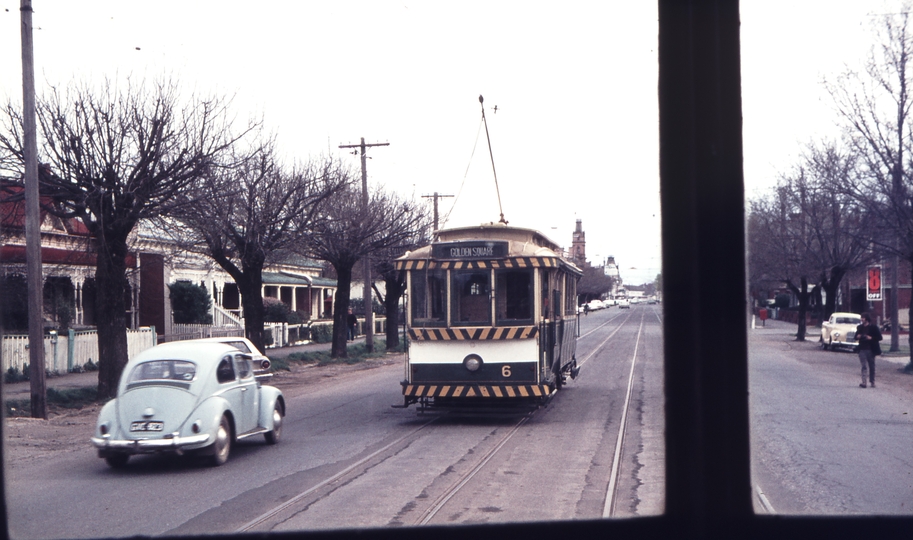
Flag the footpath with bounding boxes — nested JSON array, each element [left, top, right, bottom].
[[750, 318, 912, 367], [1, 336, 366, 401]]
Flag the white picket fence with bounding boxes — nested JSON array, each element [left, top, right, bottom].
[[158, 324, 244, 344], [1, 327, 156, 374]]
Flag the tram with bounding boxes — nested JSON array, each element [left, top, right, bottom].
[[395, 223, 583, 410]]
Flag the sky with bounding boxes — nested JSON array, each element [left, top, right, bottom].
[[1, 1, 899, 287]]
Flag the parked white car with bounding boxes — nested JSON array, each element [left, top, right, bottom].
[[820, 312, 861, 351]]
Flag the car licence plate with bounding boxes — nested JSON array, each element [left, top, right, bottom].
[[130, 421, 164, 432]]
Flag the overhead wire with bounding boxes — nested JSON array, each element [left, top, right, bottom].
[[439, 116, 484, 230]]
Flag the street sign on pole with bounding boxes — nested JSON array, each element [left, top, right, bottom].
[[866, 265, 882, 301]]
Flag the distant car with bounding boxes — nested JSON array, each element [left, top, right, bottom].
[[647, 297, 657, 305], [587, 299, 605, 311], [821, 312, 862, 351], [91, 340, 285, 468], [193, 336, 269, 366], [618, 299, 630, 309]]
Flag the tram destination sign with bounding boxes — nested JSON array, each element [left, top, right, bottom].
[[433, 241, 508, 260]]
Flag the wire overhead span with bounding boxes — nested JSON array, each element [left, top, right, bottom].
[[479, 94, 507, 224]]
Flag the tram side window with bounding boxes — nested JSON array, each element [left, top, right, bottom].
[[540, 269, 550, 318], [565, 273, 577, 316], [411, 269, 446, 326], [496, 269, 533, 325], [452, 270, 491, 325]]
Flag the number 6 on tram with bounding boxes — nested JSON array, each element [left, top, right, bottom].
[[394, 224, 583, 411]]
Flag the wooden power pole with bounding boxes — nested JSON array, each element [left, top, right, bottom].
[[421, 192, 453, 231], [338, 137, 389, 353], [20, 0, 47, 418]]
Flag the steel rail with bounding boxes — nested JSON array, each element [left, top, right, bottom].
[[416, 414, 531, 525], [602, 313, 645, 517], [236, 417, 438, 533]]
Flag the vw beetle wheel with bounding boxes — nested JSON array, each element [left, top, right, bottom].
[[264, 402, 283, 445], [105, 454, 129, 468], [209, 415, 232, 466]]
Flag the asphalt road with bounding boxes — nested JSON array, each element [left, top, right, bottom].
[[11, 309, 908, 538], [3, 306, 666, 539], [748, 319, 913, 514]]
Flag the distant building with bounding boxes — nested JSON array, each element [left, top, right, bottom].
[[605, 256, 622, 297], [571, 219, 586, 267]]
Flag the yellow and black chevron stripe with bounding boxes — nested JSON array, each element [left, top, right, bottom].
[[409, 326, 537, 341], [394, 257, 558, 272], [402, 383, 553, 399]]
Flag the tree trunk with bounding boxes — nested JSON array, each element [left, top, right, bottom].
[[786, 277, 810, 341], [236, 270, 266, 354], [331, 263, 354, 358], [821, 267, 846, 322], [95, 238, 131, 399], [907, 259, 913, 372], [383, 271, 405, 350]]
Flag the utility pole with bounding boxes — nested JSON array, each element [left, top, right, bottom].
[[421, 192, 453, 231], [338, 137, 389, 353], [20, 0, 47, 418]]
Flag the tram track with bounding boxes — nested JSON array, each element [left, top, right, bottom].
[[239, 307, 655, 532], [603, 311, 646, 517], [236, 418, 440, 533]]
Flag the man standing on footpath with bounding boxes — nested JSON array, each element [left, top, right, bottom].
[[856, 313, 883, 388], [347, 308, 358, 342]]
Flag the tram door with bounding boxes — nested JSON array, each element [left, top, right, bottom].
[[540, 268, 564, 383]]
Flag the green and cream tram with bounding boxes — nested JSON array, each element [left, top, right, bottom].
[[394, 223, 583, 410]]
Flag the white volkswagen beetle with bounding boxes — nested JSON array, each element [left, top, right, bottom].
[[91, 340, 285, 468]]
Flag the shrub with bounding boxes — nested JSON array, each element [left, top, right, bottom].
[[774, 294, 791, 309], [264, 297, 294, 323], [169, 281, 213, 324], [310, 323, 332, 343], [83, 359, 98, 372], [4, 365, 28, 384]]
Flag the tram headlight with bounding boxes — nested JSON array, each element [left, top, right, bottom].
[[463, 354, 483, 372]]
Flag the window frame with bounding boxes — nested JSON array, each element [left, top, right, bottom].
[[450, 268, 493, 326], [494, 268, 534, 326]]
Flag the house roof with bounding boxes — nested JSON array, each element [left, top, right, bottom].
[[1, 182, 91, 236], [262, 272, 336, 288]]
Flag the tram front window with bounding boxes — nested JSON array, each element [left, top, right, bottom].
[[411, 269, 446, 326], [452, 270, 491, 325], [496, 269, 532, 325]]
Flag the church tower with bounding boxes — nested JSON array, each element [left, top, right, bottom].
[[571, 219, 586, 266]]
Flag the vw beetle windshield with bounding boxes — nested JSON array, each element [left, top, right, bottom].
[[128, 360, 197, 383]]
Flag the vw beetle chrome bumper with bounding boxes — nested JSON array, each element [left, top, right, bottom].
[[91, 432, 211, 455]]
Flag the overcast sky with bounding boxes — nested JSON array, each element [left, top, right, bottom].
[[0, 2, 899, 286]]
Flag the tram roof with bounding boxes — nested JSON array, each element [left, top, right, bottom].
[[396, 223, 581, 274]]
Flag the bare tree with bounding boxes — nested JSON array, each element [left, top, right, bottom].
[[0, 78, 253, 397], [577, 266, 616, 304], [170, 146, 348, 353], [799, 142, 876, 319], [305, 184, 428, 358], [748, 182, 818, 340], [826, 6, 913, 361], [372, 209, 433, 351]]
